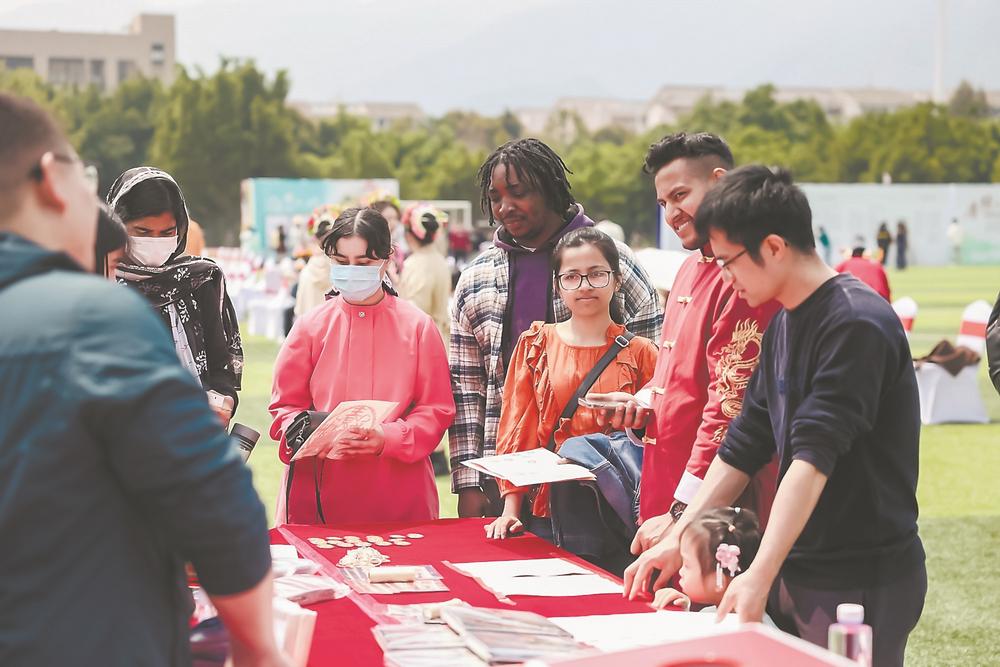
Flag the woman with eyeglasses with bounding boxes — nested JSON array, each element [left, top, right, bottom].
[[485, 227, 658, 541]]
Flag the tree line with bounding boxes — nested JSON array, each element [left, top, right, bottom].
[[3, 60, 997, 245]]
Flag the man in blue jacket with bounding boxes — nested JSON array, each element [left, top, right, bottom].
[[0, 93, 286, 666]]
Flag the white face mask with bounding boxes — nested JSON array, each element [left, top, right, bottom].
[[329, 261, 386, 302], [128, 235, 177, 267]]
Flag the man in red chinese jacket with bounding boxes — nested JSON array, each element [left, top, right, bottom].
[[591, 132, 779, 554]]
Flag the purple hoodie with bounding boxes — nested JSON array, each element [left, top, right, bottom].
[[494, 205, 595, 365]]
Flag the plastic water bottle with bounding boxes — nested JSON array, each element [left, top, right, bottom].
[[828, 603, 873, 666]]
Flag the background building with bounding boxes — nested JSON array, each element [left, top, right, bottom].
[[0, 14, 175, 92], [291, 100, 426, 130], [515, 85, 998, 137]]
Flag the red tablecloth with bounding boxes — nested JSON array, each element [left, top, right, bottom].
[[270, 518, 653, 666]]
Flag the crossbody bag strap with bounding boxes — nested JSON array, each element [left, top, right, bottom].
[[545, 330, 635, 451]]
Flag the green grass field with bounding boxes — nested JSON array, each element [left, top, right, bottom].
[[237, 264, 1000, 666]]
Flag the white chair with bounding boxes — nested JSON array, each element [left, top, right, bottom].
[[235, 280, 266, 325], [914, 300, 991, 425], [247, 291, 294, 342], [892, 296, 918, 339], [957, 300, 993, 354]]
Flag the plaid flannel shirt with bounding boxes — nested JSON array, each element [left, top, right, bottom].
[[448, 240, 662, 491]]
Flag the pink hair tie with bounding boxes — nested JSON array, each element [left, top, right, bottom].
[[409, 220, 427, 241], [402, 204, 427, 241], [403, 203, 449, 242], [715, 543, 741, 590]]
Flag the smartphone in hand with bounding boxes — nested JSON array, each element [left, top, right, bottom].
[[578, 397, 624, 410], [206, 390, 234, 428]]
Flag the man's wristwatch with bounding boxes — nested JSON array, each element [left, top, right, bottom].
[[669, 500, 688, 522]]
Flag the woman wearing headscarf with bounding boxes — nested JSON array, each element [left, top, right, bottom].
[[108, 167, 243, 427]]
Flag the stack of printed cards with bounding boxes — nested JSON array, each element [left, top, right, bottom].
[[272, 574, 350, 606], [339, 565, 449, 595], [374, 624, 486, 667], [383, 647, 485, 667], [441, 606, 591, 664], [373, 624, 467, 651], [381, 599, 471, 625]]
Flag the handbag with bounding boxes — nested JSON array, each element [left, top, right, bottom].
[[521, 330, 641, 564], [538, 330, 644, 575]]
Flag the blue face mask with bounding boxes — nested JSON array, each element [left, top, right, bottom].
[[329, 261, 386, 302]]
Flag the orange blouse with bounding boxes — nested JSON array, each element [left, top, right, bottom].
[[496, 321, 659, 517]]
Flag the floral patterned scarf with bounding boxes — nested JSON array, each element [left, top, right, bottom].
[[117, 257, 243, 389], [109, 166, 242, 389]]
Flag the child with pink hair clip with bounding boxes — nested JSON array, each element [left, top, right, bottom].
[[652, 506, 767, 618]]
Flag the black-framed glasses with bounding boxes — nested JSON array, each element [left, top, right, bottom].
[[28, 152, 80, 181], [716, 249, 749, 273], [557, 269, 613, 291]]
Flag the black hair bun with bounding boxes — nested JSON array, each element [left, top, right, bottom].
[[421, 212, 440, 234]]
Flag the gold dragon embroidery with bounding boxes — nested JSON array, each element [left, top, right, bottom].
[[714, 319, 764, 419]]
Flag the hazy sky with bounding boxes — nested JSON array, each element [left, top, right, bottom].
[[2, 0, 998, 115]]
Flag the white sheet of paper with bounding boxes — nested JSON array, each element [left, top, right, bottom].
[[451, 559, 622, 597], [461, 449, 596, 486], [450, 558, 592, 579], [550, 611, 741, 653], [485, 574, 622, 597], [271, 544, 299, 561]]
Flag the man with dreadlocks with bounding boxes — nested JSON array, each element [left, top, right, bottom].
[[449, 138, 661, 517]]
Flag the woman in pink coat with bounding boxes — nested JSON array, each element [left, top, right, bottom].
[[269, 207, 455, 525]]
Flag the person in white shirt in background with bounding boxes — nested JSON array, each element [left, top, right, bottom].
[[595, 219, 626, 244], [400, 203, 452, 342], [295, 214, 333, 319], [947, 218, 964, 265]]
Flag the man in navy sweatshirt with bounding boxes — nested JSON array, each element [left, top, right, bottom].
[[624, 165, 925, 667], [0, 93, 284, 666]]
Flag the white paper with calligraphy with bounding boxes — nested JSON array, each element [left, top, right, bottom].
[[461, 448, 595, 487], [292, 400, 398, 461]]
